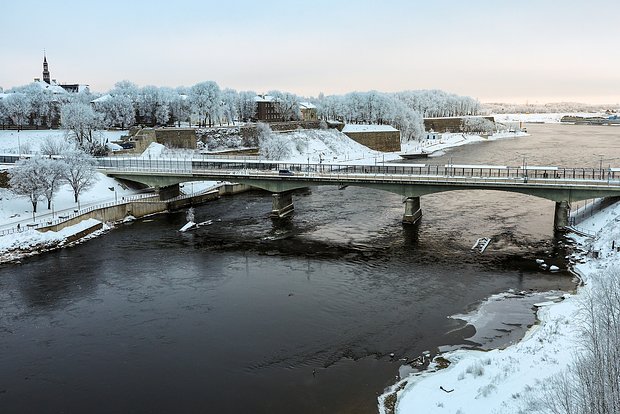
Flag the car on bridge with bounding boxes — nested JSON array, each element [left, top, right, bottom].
[[278, 169, 294, 176]]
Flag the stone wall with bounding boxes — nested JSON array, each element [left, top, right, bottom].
[[132, 128, 197, 153], [342, 130, 401, 152], [423, 116, 495, 133]]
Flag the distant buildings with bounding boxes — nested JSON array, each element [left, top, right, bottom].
[[254, 95, 318, 122], [34, 54, 89, 94]]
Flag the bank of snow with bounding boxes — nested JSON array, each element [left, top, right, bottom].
[[380, 201, 620, 414], [401, 131, 528, 157], [0, 218, 108, 263], [0, 129, 128, 154], [274, 128, 402, 164]]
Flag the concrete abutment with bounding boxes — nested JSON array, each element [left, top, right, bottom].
[[270, 191, 294, 218], [554, 200, 570, 231], [403, 196, 422, 224]]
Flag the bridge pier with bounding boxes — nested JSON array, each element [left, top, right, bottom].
[[554, 200, 570, 232], [158, 184, 180, 200], [270, 191, 294, 218], [403, 196, 422, 224]]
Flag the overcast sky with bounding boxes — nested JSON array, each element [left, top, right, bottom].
[[2, 0, 619, 104]]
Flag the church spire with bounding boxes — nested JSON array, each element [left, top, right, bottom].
[[42, 52, 50, 84]]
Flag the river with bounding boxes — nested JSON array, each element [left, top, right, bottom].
[[0, 123, 618, 413]]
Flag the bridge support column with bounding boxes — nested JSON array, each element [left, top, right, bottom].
[[403, 197, 422, 224], [270, 191, 294, 218], [554, 200, 570, 232], [158, 184, 180, 200]]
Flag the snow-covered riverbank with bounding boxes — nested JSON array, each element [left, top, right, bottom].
[[380, 201, 620, 414]]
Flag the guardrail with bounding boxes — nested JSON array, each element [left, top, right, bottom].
[[0, 184, 224, 238], [567, 225, 597, 237], [0, 192, 156, 237], [96, 157, 620, 185]]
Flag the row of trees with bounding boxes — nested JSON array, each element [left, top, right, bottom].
[[8, 150, 98, 216], [0, 81, 265, 132], [1, 79, 482, 150]]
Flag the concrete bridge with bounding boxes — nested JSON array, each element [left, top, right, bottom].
[[97, 157, 620, 231]]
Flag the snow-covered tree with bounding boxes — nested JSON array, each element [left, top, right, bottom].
[[136, 85, 171, 126], [0, 98, 9, 127], [61, 149, 98, 204], [39, 135, 75, 157], [169, 92, 190, 127], [268, 90, 300, 121], [221, 88, 238, 125], [190, 81, 221, 127], [8, 156, 47, 214], [237, 91, 257, 122], [40, 158, 66, 209], [96, 94, 135, 129], [60, 102, 102, 152], [461, 117, 496, 134], [4, 93, 32, 131], [22, 83, 57, 127], [257, 123, 290, 159]]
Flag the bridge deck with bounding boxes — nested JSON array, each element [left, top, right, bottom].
[[97, 157, 620, 203]]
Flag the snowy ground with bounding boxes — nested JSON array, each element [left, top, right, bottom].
[[0, 129, 128, 155], [380, 201, 620, 414], [401, 131, 528, 158]]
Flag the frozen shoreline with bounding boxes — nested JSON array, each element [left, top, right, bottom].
[[379, 201, 620, 414]]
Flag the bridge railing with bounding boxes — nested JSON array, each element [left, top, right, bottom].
[[96, 157, 620, 186]]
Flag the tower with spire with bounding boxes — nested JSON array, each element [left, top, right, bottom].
[[42, 53, 50, 84]]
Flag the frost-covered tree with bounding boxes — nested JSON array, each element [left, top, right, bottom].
[[111, 80, 140, 102], [39, 135, 75, 157], [40, 158, 66, 209], [190, 81, 221, 127], [8, 156, 48, 214], [4, 93, 32, 131], [96, 94, 135, 129], [169, 91, 190, 127], [221, 88, 238, 125], [461, 117, 496, 134], [136, 85, 171, 126], [61, 149, 98, 204], [0, 98, 9, 127], [258, 123, 290, 159], [60, 102, 102, 152], [237, 90, 257, 122], [268, 90, 300, 121], [22, 83, 56, 127]]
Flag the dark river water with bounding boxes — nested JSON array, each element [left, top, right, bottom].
[[1, 124, 619, 413]]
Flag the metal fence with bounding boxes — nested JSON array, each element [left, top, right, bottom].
[[96, 157, 620, 187]]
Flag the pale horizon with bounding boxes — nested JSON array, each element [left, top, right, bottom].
[[2, 0, 619, 105]]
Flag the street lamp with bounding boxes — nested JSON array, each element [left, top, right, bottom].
[[109, 186, 117, 202]]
